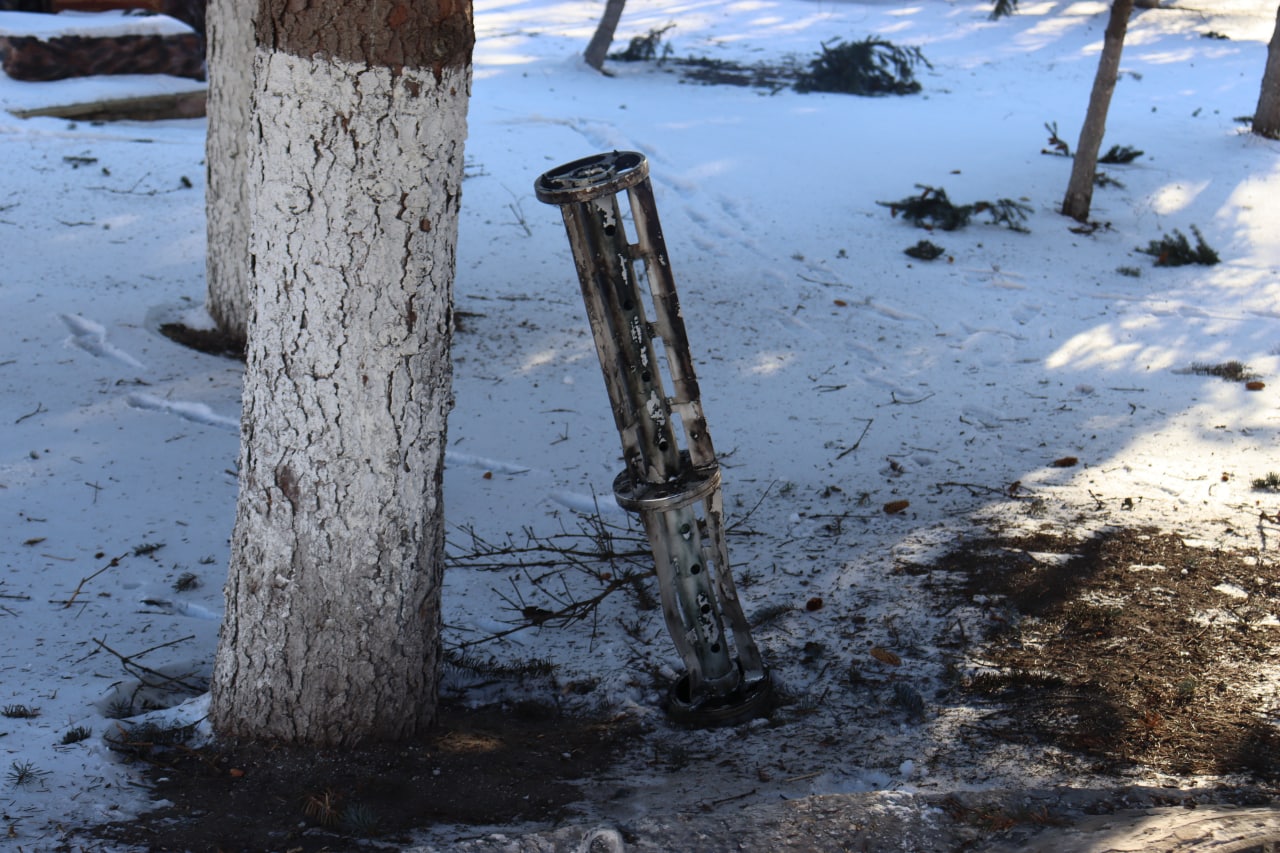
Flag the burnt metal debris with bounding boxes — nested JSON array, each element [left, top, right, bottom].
[[535, 151, 771, 726]]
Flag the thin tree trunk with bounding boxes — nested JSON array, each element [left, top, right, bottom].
[[1253, 4, 1280, 140], [210, 0, 473, 747], [204, 0, 253, 349], [1062, 0, 1135, 223], [584, 0, 626, 71]]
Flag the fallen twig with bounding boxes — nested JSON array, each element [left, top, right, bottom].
[[53, 553, 125, 608], [453, 573, 643, 650], [836, 418, 874, 460], [703, 788, 758, 809], [93, 636, 203, 694], [796, 273, 845, 288], [934, 481, 1010, 497], [728, 480, 775, 532], [448, 521, 649, 572], [15, 402, 47, 424]]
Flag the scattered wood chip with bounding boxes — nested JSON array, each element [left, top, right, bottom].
[[883, 499, 909, 514], [1051, 456, 1079, 467], [870, 647, 901, 666], [1246, 381, 1265, 391]]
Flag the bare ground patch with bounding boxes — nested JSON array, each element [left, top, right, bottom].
[[926, 526, 1280, 781], [80, 525, 1280, 850], [91, 704, 644, 852]]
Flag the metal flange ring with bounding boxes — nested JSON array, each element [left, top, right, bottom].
[[612, 463, 721, 513], [666, 669, 774, 728]]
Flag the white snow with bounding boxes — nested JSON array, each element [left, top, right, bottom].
[[1, 0, 1279, 848], [1213, 580, 1251, 598], [0, 9, 193, 39]]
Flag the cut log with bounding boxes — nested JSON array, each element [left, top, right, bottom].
[[0, 0, 204, 33], [1, 32, 203, 80], [0, 10, 203, 82], [9, 87, 205, 119]]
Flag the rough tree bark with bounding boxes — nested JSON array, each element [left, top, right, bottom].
[[209, 0, 474, 746], [583, 0, 626, 71], [1062, 0, 1134, 223], [204, 0, 254, 349], [1253, 4, 1280, 139]]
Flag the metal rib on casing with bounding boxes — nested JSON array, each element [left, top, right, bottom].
[[536, 151, 770, 725]]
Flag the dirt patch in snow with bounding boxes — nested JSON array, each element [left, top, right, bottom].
[[927, 526, 1280, 782], [91, 704, 644, 852], [157, 321, 246, 360], [82, 524, 1280, 851]]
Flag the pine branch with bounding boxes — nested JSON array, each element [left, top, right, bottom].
[[877, 185, 1031, 232], [991, 0, 1019, 20], [1137, 225, 1220, 266], [795, 37, 931, 96]]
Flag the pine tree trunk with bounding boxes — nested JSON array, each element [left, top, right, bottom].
[[1253, 5, 1280, 140], [584, 0, 626, 71], [209, 0, 473, 747], [1062, 0, 1134, 223], [203, 0, 254, 349]]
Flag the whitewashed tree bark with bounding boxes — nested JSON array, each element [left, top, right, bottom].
[[1062, 0, 1134, 223], [1253, 5, 1280, 139], [204, 0, 254, 348], [210, 0, 473, 746]]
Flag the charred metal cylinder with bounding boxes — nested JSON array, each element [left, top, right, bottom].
[[535, 151, 770, 725]]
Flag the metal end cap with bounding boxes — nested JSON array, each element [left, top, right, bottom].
[[535, 150, 649, 205]]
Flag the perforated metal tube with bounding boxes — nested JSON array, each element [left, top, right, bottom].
[[536, 151, 770, 724]]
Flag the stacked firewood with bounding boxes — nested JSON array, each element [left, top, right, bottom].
[[0, 0, 205, 82]]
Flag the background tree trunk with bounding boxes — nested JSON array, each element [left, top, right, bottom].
[[584, 0, 626, 71], [1062, 0, 1134, 222], [1253, 4, 1280, 139], [203, 0, 254, 349], [209, 0, 473, 747]]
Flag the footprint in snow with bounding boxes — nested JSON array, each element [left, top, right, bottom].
[[61, 313, 145, 369], [127, 392, 239, 432], [140, 597, 221, 620], [961, 405, 1011, 429], [445, 449, 531, 474], [549, 489, 628, 518], [445, 451, 628, 517]]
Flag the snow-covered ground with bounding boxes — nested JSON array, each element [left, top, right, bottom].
[[1, 0, 1279, 848]]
